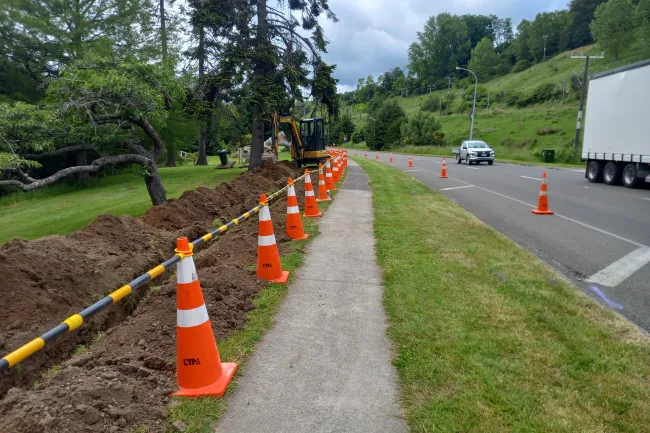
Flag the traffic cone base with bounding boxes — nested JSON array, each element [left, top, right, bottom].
[[172, 362, 237, 398], [532, 209, 554, 215]]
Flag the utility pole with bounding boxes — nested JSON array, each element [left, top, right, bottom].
[[439, 97, 442, 116], [487, 92, 490, 110], [429, 85, 432, 94], [561, 80, 566, 106], [571, 51, 605, 151], [445, 76, 454, 115], [456, 67, 478, 140], [542, 35, 550, 62]]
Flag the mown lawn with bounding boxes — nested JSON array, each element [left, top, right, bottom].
[[0, 156, 245, 244], [355, 158, 650, 433]]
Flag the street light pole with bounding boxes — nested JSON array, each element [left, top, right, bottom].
[[445, 77, 454, 115], [456, 66, 478, 140]]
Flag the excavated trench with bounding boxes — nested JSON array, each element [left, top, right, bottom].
[[0, 161, 303, 433]]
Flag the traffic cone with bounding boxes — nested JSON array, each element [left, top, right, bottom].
[[440, 158, 449, 179], [332, 157, 340, 183], [408, 155, 414, 168], [390, 153, 393, 164], [325, 159, 336, 191], [316, 163, 331, 202], [286, 178, 308, 240], [355, 151, 358, 156], [172, 237, 237, 398], [532, 172, 554, 215], [376, 152, 379, 160], [364, 151, 367, 158], [257, 195, 290, 283], [303, 169, 322, 217]]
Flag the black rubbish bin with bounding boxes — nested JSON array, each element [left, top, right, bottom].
[[217, 149, 228, 165], [541, 149, 555, 163]]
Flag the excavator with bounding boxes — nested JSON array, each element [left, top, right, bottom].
[[271, 112, 328, 167]]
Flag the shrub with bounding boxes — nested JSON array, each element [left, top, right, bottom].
[[350, 130, 365, 144], [511, 60, 532, 73], [400, 112, 443, 147], [529, 83, 562, 104], [520, 138, 537, 147], [420, 97, 439, 112], [456, 101, 470, 114], [555, 142, 580, 163], [494, 62, 511, 76]]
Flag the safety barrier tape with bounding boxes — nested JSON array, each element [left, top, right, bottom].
[[0, 170, 314, 374]]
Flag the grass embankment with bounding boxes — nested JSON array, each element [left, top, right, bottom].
[[355, 158, 650, 432], [0, 156, 245, 244], [166, 180, 338, 433]]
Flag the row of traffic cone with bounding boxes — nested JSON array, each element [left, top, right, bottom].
[[171, 156, 349, 400]]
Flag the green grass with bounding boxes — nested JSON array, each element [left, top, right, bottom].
[[0, 155, 245, 244], [167, 185, 339, 433], [354, 157, 650, 433]]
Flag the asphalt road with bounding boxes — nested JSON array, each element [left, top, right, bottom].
[[357, 150, 650, 332]]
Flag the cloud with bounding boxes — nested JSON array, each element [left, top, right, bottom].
[[318, 0, 566, 91]]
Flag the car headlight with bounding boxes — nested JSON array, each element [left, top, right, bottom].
[[469, 152, 477, 156]]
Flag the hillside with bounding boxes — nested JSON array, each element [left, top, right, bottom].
[[343, 42, 649, 164]]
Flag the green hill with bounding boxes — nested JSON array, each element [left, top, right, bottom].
[[343, 42, 649, 164]]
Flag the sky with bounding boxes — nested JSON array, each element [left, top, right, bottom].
[[318, 0, 568, 92]]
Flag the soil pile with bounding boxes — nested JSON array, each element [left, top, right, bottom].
[[0, 160, 302, 410]]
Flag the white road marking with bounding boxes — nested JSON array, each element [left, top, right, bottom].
[[447, 176, 646, 248], [570, 169, 585, 172], [405, 169, 419, 172], [440, 185, 476, 191], [520, 175, 543, 181], [466, 167, 480, 170], [586, 247, 650, 287], [643, 198, 650, 201]]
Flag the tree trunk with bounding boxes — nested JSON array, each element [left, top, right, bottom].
[[145, 161, 167, 206], [250, 104, 265, 170], [160, 0, 168, 61], [165, 141, 176, 167], [197, 129, 208, 165], [249, 0, 269, 171], [75, 150, 89, 184]]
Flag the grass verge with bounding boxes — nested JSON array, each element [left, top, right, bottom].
[[166, 183, 339, 433], [0, 155, 245, 244], [354, 157, 650, 432]]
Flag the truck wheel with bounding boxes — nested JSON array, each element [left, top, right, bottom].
[[456, 154, 462, 164], [622, 163, 639, 188], [466, 156, 472, 165], [586, 160, 603, 183], [488, 160, 494, 166], [603, 162, 620, 185]]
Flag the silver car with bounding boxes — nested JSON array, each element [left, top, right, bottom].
[[453, 140, 495, 165]]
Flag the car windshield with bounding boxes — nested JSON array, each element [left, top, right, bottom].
[[467, 142, 489, 148]]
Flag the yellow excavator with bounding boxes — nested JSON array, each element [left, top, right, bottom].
[[272, 112, 328, 167]]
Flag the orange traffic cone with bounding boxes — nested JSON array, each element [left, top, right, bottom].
[[332, 157, 340, 183], [303, 169, 322, 217], [316, 163, 331, 202], [257, 195, 290, 283], [532, 172, 554, 215], [286, 178, 308, 240], [440, 158, 449, 179], [355, 151, 358, 156], [376, 152, 379, 160], [390, 153, 393, 164], [172, 237, 237, 398], [364, 151, 367, 158], [325, 159, 336, 191], [408, 155, 414, 168]]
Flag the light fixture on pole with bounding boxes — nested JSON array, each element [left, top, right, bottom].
[[456, 66, 478, 141]]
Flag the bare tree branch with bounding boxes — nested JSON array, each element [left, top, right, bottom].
[[21, 144, 93, 160]]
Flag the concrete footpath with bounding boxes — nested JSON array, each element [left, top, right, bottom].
[[216, 161, 407, 433]]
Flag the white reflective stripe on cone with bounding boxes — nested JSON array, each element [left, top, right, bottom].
[[287, 206, 299, 214], [540, 192, 547, 196], [177, 304, 209, 328], [326, 173, 333, 178], [259, 205, 271, 222], [177, 257, 198, 284], [258, 234, 277, 246], [305, 190, 315, 197], [288, 185, 296, 197], [319, 180, 326, 185], [305, 174, 312, 183]]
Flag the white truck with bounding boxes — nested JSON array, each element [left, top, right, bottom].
[[583, 59, 650, 188], [452, 140, 495, 165]]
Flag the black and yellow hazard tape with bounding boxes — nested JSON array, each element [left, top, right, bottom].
[[0, 171, 312, 374]]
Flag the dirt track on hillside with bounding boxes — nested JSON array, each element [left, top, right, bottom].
[[0, 161, 303, 432]]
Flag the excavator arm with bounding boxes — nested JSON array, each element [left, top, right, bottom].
[[277, 114, 305, 160]]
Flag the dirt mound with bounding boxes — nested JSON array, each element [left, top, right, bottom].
[[0, 161, 301, 400]]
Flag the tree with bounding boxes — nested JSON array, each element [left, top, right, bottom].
[[591, 0, 636, 59], [561, 0, 608, 50], [0, 57, 184, 205], [366, 100, 406, 150], [468, 38, 499, 81], [636, 0, 650, 47], [400, 112, 443, 147], [528, 11, 571, 63]]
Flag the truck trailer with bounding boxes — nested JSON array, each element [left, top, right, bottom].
[[583, 59, 650, 188]]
